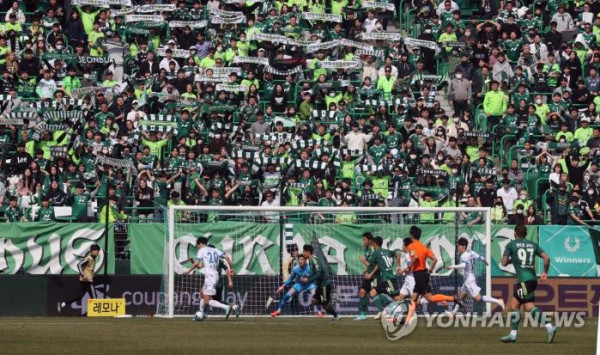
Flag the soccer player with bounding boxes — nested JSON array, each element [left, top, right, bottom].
[[303, 244, 341, 321], [208, 244, 234, 306], [397, 238, 415, 300], [184, 237, 240, 320], [364, 236, 402, 319], [500, 225, 557, 344], [446, 237, 505, 315], [58, 244, 101, 314], [407, 226, 463, 308], [271, 254, 316, 317], [355, 232, 375, 321]]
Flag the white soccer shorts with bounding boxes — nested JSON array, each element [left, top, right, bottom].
[[202, 273, 219, 296], [400, 275, 416, 296], [460, 279, 481, 297]]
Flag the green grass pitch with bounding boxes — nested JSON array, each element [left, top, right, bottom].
[[0, 317, 596, 354]]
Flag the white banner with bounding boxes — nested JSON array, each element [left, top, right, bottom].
[[355, 48, 385, 57], [210, 14, 246, 24], [318, 60, 362, 70], [212, 67, 243, 76], [135, 4, 176, 13], [362, 1, 396, 12], [156, 47, 192, 58], [403, 37, 438, 50], [72, 0, 109, 8], [209, 8, 244, 17], [287, 38, 316, 47], [301, 12, 342, 23], [125, 14, 163, 23], [194, 75, 228, 83], [108, 0, 132, 6], [340, 38, 373, 51], [306, 40, 341, 53], [111, 7, 135, 17], [233, 56, 269, 66], [252, 32, 288, 43], [361, 32, 403, 41], [170, 20, 208, 28], [216, 84, 247, 92], [264, 65, 303, 76], [96, 156, 137, 171], [0, 118, 24, 126]]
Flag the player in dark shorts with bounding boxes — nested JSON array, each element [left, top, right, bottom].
[[500, 225, 557, 344], [364, 236, 402, 319], [303, 244, 341, 321], [407, 226, 462, 308], [355, 232, 375, 320]]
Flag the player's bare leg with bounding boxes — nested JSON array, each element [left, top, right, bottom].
[[473, 293, 504, 311], [198, 293, 232, 320], [271, 288, 297, 317], [413, 292, 459, 310]]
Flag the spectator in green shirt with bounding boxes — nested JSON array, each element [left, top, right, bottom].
[[141, 130, 172, 159]]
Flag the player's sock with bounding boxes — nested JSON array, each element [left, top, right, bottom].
[[430, 294, 454, 303], [358, 297, 368, 315], [451, 304, 460, 314], [208, 299, 230, 311], [278, 291, 292, 311], [509, 311, 520, 335], [481, 295, 501, 305], [325, 304, 338, 317], [199, 299, 206, 314], [373, 295, 384, 311], [531, 307, 553, 329]]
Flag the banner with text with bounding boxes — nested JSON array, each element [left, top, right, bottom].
[[0, 223, 114, 274], [129, 223, 280, 275], [539, 226, 598, 277], [129, 223, 536, 277]]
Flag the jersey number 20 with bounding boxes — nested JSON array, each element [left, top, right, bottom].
[[208, 252, 218, 264]]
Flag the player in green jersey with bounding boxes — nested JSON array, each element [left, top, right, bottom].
[[355, 232, 375, 320], [303, 244, 341, 321], [365, 236, 402, 319], [500, 225, 557, 344]]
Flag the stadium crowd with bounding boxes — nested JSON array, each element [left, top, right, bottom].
[[0, 0, 596, 226]]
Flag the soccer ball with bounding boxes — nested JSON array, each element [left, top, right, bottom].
[[383, 301, 407, 326], [194, 312, 205, 321]]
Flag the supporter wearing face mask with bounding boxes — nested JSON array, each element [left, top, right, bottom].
[[507, 204, 526, 225], [448, 69, 471, 117], [491, 197, 507, 224]]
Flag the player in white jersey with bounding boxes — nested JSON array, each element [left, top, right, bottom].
[[184, 236, 240, 320], [446, 237, 504, 315], [397, 238, 416, 298]]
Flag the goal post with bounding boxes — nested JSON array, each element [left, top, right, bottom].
[[157, 206, 492, 318]]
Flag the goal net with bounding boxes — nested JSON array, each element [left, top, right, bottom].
[[156, 206, 491, 318]]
